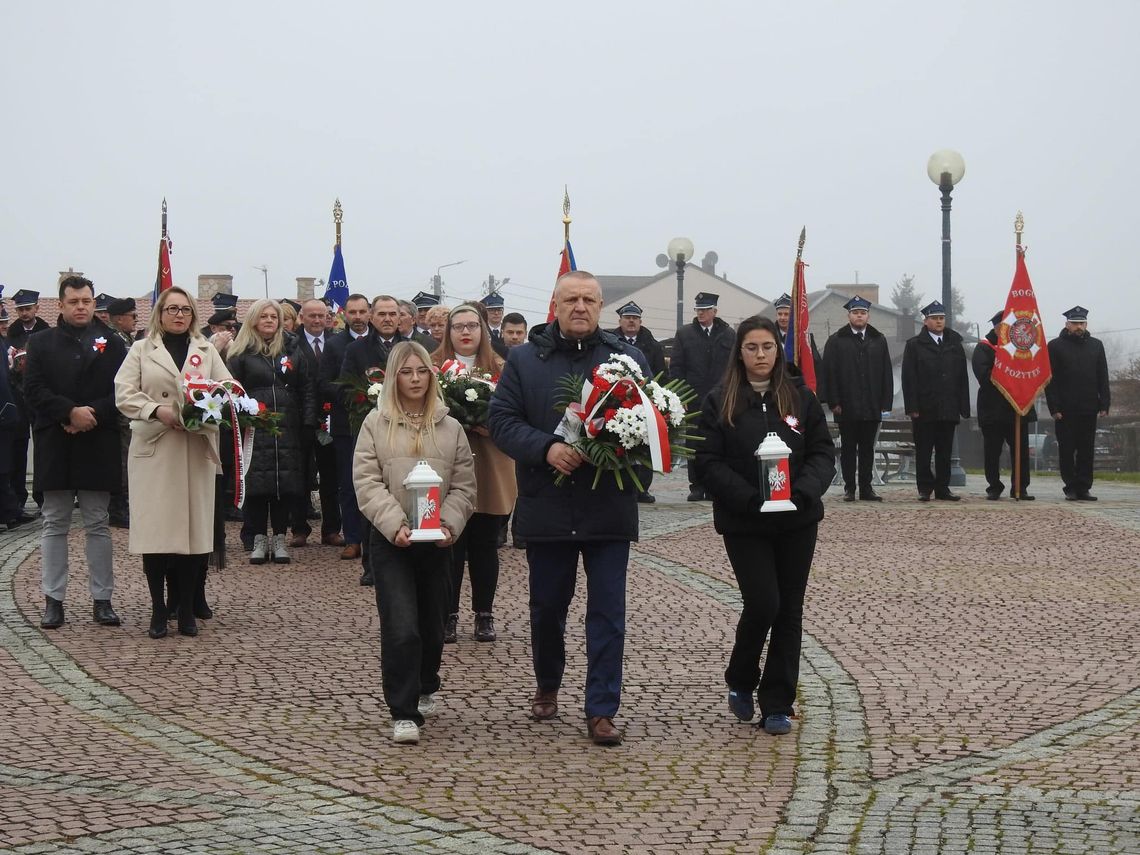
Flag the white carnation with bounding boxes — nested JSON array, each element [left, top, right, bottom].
[[464, 388, 479, 402]]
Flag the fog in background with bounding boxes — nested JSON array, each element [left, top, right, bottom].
[[1, 1, 1136, 363]]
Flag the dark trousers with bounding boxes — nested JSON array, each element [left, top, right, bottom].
[[243, 495, 292, 536], [9, 422, 41, 508], [1055, 413, 1097, 495], [334, 434, 363, 546], [913, 419, 956, 495], [291, 436, 341, 538], [838, 420, 878, 493], [142, 553, 206, 621], [981, 420, 1031, 495], [527, 540, 628, 718], [449, 512, 504, 615], [723, 525, 817, 718], [369, 527, 449, 725], [0, 430, 19, 522]]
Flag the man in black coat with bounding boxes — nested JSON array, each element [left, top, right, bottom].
[[901, 301, 970, 501], [972, 311, 1036, 500], [489, 271, 651, 747], [22, 276, 127, 629], [1044, 306, 1110, 501], [318, 293, 373, 561], [287, 298, 344, 548], [6, 289, 50, 513], [610, 300, 666, 505], [669, 291, 734, 501], [821, 296, 894, 501]]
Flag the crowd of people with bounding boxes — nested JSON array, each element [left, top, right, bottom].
[[0, 271, 1113, 746]]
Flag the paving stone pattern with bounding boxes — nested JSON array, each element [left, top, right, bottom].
[[1, 472, 1137, 852]]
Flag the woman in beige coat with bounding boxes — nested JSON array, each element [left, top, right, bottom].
[[115, 287, 232, 638], [431, 304, 518, 643], [355, 341, 476, 744]]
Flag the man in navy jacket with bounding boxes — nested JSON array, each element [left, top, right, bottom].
[[489, 271, 651, 747]]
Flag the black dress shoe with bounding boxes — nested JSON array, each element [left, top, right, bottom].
[[444, 613, 458, 644], [985, 491, 1002, 501], [359, 570, 374, 586], [93, 600, 121, 626], [178, 618, 199, 637], [1076, 492, 1098, 501], [7, 513, 38, 529], [843, 490, 856, 503], [686, 487, 706, 502], [41, 596, 64, 629], [934, 492, 961, 502], [1013, 493, 1035, 501], [917, 493, 931, 502], [637, 492, 656, 504], [859, 491, 883, 502]]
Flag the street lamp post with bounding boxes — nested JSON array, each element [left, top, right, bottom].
[[254, 265, 269, 299], [433, 259, 466, 299], [667, 236, 695, 332], [926, 149, 967, 486]]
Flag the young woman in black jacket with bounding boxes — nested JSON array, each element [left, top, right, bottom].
[[695, 315, 835, 735]]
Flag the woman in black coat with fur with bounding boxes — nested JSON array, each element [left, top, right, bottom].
[[694, 316, 835, 736], [226, 300, 316, 565]]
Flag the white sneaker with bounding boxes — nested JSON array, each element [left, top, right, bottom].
[[392, 720, 419, 744], [417, 694, 437, 718]]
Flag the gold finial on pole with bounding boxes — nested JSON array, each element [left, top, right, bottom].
[[333, 198, 343, 247], [796, 226, 806, 261], [1014, 210, 1024, 251], [161, 198, 168, 239], [562, 185, 571, 242]]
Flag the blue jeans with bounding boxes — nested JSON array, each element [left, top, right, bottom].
[[334, 434, 363, 546], [527, 540, 628, 718], [369, 526, 450, 724]]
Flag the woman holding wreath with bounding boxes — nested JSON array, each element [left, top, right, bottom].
[[115, 286, 231, 638], [431, 304, 517, 643]]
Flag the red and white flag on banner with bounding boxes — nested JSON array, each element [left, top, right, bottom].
[[989, 248, 1052, 415]]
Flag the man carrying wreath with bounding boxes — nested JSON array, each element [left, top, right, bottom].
[[489, 271, 651, 747]]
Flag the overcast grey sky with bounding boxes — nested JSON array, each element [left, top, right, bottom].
[[1, 1, 1136, 357]]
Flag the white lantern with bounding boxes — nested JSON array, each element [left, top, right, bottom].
[[402, 459, 446, 542], [755, 432, 796, 513]]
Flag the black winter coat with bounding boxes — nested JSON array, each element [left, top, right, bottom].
[[226, 345, 317, 498], [972, 332, 1038, 425], [694, 378, 835, 536], [1044, 329, 1110, 416], [23, 320, 127, 491], [317, 329, 362, 437], [488, 322, 651, 542], [609, 326, 667, 379], [901, 329, 970, 422], [821, 325, 893, 420], [669, 318, 735, 407]]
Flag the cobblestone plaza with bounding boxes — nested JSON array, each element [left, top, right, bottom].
[[1, 472, 1137, 853]]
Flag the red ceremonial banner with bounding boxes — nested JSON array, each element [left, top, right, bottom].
[[990, 249, 1052, 416]]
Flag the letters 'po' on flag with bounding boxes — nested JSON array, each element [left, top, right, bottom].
[[989, 249, 1051, 415], [547, 239, 576, 323], [325, 244, 349, 312]]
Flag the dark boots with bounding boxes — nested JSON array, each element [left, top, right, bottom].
[[145, 555, 201, 637], [143, 558, 168, 639]]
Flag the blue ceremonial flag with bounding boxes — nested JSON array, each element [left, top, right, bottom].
[[325, 244, 349, 311]]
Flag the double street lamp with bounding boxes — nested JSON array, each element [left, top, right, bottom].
[[926, 149, 967, 486], [667, 236, 695, 332]]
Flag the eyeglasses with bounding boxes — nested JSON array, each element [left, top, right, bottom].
[[742, 342, 778, 355], [163, 306, 193, 316], [397, 367, 433, 378], [450, 322, 481, 333]]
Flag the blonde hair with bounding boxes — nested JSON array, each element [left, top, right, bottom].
[[146, 286, 205, 341], [281, 301, 298, 331], [379, 341, 444, 454], [431, 304, 503, 374], [228, 299, 286, 359]]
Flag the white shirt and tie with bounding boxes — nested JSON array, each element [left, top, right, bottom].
[[306, 330, 325, 360], [929, 331, 943, 346]]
